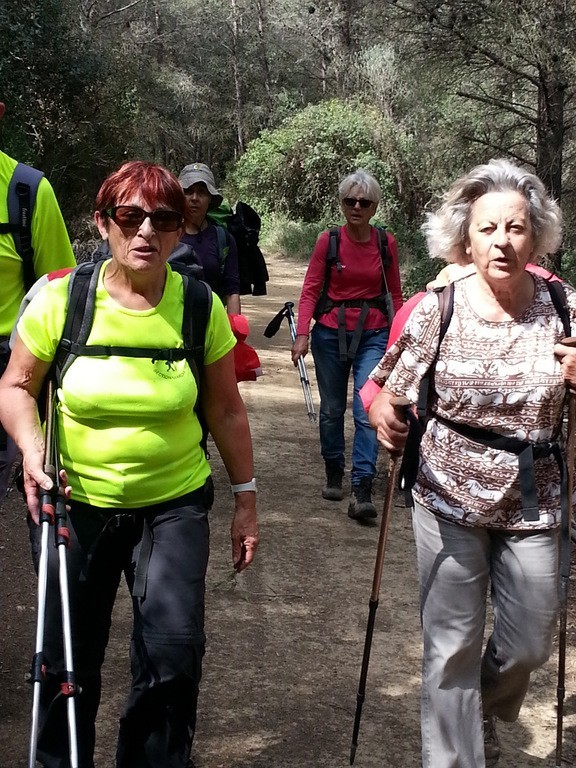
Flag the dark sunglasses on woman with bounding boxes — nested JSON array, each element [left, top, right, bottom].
[[103, 206, 183, 232], [342, 197, 374, 209]]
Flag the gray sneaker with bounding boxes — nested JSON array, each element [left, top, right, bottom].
[[483, 715, 500, 765], [348, 477, 377, 520]]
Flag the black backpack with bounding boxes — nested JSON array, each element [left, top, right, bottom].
[[208, 201, 269, 296], [0, 162, 44, 292], [53, 260, 212, 394], [314, 225, 395, 324], [14, 260, 213, 496], [313, 225, 395, 362]]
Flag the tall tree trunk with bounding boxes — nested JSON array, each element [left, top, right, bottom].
[[230, 0, 244, 154], [255, 0, 273, 118], [536, 71, 565, 271]]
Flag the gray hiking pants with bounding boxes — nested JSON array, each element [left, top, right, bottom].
[[412, 501, 559, 768]]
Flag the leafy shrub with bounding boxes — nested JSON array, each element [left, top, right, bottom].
[[260, 215, 327, 262], [228, 99, 400, 223]]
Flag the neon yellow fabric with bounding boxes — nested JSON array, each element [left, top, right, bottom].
[[0, 151, 76, 336], [18, 261, 236, 507]]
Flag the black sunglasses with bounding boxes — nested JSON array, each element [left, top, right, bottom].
[[342, 197, 374, 209], [103, 206, 183, 232]]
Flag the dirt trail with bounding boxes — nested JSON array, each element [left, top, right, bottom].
[[0, 251, 575, 767]]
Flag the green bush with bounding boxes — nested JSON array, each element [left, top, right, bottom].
[[260, 215, 327, 262], [228, 99, 400, 223]]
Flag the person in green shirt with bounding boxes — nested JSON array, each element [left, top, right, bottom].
[[0, 160, 259, 768], [0, 100, 76, 500]]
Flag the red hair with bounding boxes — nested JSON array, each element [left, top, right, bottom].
[[95, 161, 185, 214]]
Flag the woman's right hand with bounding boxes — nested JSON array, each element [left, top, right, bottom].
[[291, 334, 309, 365], [24, 455, 72, 525], [22, 447, 54, 524], [369, 388, 410, 453]]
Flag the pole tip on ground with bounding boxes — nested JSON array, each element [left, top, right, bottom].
[[349, 745, 356, 765]]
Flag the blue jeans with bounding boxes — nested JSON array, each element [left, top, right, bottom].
[[310, 323, 388, 484]]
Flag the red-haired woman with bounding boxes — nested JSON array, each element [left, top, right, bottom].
[[0, 160, 259, 767]]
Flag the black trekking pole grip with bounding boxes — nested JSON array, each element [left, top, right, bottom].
[[40, 379, 58, 521], [284, 302, 297, 343], [350, 396, 410, 765]]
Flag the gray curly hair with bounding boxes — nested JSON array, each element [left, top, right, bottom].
[[422, 158, 563, 263]]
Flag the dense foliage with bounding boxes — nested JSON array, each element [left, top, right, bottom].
[[2, 0, 576, 288]]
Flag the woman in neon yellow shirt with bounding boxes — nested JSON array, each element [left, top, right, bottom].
[[0, 160, 259, 768]]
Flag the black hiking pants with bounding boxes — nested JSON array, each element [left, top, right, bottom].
[[29, 483, 212, 768]]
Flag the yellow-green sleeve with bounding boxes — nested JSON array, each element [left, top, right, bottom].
[[31, 178, 76, 276], [17, 276, 69, 361]]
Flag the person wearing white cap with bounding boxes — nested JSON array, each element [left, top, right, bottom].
[[178, 163, 241, 314]]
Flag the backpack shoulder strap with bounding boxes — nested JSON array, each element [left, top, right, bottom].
[[327, 226, 341, 269], [181, 275, 213, 391], [374, 225, 390, 268], [437, 281, 455, 342], [313, 228, 340, 318], [214, 225, 229, 274], [55, 260, 103, 385], [181, 275, 213, 454], [6, 163, 44, 291], [400, 282, 455, 499], [415, 282, 455, 421], [546, 278, 571, 338], [54, 263, 214, 396], [375, 225, 395, 322]]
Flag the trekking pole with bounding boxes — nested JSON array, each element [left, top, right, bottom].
[[350, 396, 411, 766], [28, 380, 79, 768], [264, 301, 317, 421], [53, 432, 79, 768], [555, 338, 576, 768], [29, 379, 57, 768]]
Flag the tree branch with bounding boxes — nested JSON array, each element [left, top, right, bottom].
[[456, 89, 537, 125], [393, 0, 541, 88], [95, 0, 144, 25], [462, 133, 532, 167]]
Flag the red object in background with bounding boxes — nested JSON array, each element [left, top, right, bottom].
[[228, 313, 262, 382]]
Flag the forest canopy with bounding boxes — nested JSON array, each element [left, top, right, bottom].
[[2, 0, 576, 282]]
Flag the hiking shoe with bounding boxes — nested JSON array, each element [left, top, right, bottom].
[[483, 715, 500, 765], [348, 477, 377, 520], [322, 460, 344, 501]]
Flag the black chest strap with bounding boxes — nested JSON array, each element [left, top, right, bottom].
[[435, 413, 566, 524]]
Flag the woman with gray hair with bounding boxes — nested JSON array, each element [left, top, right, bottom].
[[368, 158, 576, 767], [292, 168, 403, 520]]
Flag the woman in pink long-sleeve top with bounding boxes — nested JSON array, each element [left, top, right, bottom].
[[291, 168, 403, 520]]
